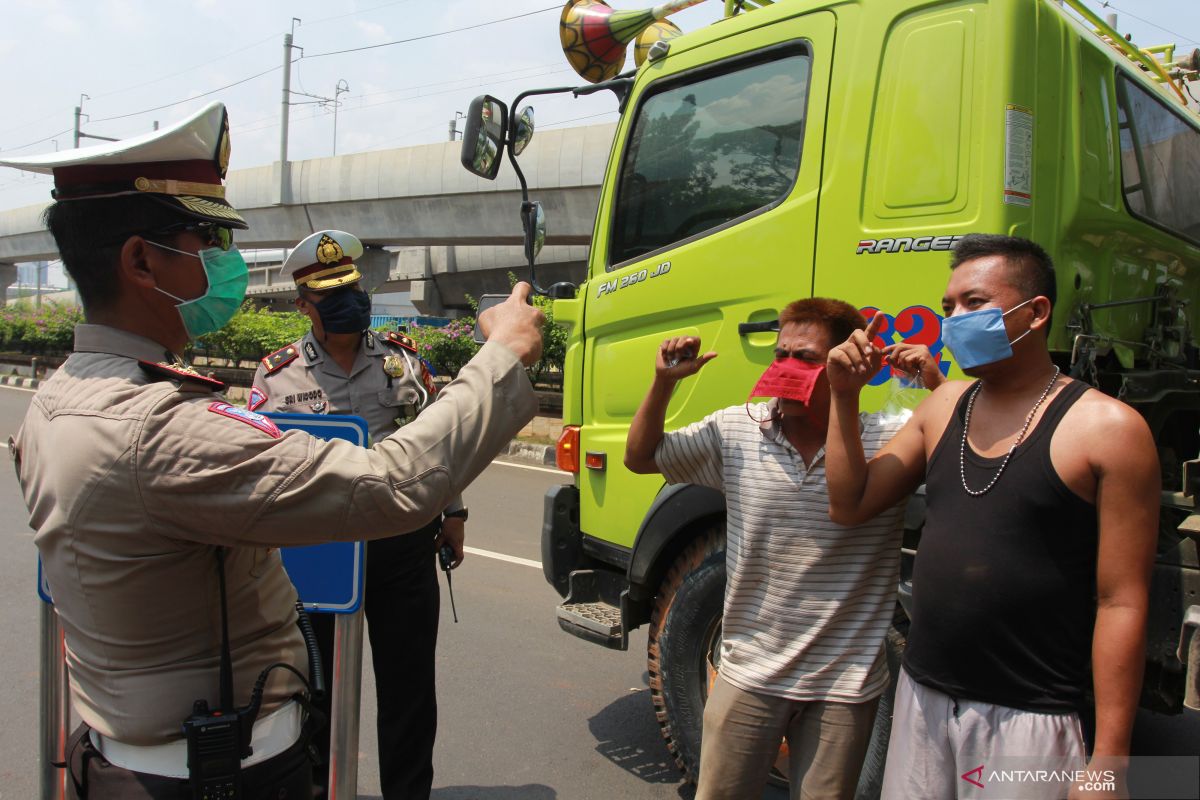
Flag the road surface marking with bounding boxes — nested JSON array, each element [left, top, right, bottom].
[[493, 459, 567, 476], [463, 546, 541, 569], [0, 384, 38, 394]]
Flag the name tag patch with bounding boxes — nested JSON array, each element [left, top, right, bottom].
[[207, 402, 282, 438]]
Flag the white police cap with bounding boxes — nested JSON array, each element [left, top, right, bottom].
[[0, 102, 246, 229], [282, 230, 364, 291]]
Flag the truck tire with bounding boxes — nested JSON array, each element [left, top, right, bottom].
[[854, 624, 907, 800], [646, 526, 725, 782]]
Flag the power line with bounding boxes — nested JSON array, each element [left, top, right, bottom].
[[4, 127, 74, 154], [303, 5, 559, 59], [1097, 2, 1199, 45], [541, 111, 620, 128], [300, 0, 416, 28], [89, 62, 286, 124], [90, 31, 287, 102]]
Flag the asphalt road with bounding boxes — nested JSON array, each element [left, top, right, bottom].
[[0, 385, 1195, 799]]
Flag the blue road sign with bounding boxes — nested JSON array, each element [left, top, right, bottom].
[[36, 412, 370, 613], [268, 412, 369, 614]]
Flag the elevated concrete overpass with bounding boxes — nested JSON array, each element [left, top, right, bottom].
[[0, 123, 615, 313]]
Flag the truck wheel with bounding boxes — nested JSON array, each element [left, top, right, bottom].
[[647, 526, 725, 782], [853, 624, 908, 800]]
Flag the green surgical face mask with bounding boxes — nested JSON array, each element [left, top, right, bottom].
[[148, 241, 248, 338]]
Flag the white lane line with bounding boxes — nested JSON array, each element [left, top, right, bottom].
[[492, 459, 568, 476], [0, 384, 38, 394], [463, 546, 541, 569]]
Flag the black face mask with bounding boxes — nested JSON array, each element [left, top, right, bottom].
[[312, 287, 372, 334]]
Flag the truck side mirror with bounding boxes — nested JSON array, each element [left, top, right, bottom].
[[460, 95, 508, 180]]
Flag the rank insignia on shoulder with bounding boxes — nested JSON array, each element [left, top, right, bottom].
[[383, 354, 405, 378], [207, 402, 282, 438], [386, 331, 418, 354], [139, 360, 225, 391], [262, 345, 299, 374], [247, 386, 267, 412], [420, 362, 437, 396]]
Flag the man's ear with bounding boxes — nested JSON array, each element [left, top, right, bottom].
[[118, 236, 158, 290], [1029, 295, 1053, 331]]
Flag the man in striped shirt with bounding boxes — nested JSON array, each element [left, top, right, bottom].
[[625, 298, 943, 800]]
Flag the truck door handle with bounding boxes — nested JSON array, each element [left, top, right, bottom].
[[738, 320, 779, 336]]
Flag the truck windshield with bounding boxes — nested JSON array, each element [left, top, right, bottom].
[[1116, 73, 1200, 245], [610, 49, 812, 267]]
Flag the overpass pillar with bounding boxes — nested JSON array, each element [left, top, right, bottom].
[[0, 263, 15, 307], [410, 279, 445, 317], [357, 246, 390, 294]]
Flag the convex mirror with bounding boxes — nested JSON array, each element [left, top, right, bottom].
[[513, 106, 535, 156]]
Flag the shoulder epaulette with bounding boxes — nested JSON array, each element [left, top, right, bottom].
[[385, 331, 419, 354], [261, 344, 300, 374], [139, 360, 225, 391]]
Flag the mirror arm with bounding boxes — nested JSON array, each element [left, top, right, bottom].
[[505, 86, 590, 300], [571, 71, 635, 111]]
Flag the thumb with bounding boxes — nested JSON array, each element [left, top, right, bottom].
[[509, 282, 532, 305], [698, 351, 719, 365]]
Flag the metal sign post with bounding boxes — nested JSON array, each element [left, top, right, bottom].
[[37, 583, 67, 800], [269, 413, 370, 800], [36, 413, 370, 800]]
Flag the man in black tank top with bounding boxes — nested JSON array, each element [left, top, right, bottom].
[[823, 235, 1159, 799]]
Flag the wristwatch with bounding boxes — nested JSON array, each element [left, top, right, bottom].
[[443, 508, 469, 522]]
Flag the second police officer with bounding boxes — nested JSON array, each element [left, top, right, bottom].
[[251, 230, 463, 800]]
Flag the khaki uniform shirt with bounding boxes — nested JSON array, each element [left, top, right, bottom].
[[250, 329, 462, 514], [11, 324, 535, 745]]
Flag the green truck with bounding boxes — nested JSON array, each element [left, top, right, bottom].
[[461, 0, 1200, 790]]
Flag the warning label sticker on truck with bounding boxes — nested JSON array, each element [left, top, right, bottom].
[[1004, 104, 1033, 206]]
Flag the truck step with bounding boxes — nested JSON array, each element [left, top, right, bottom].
[[557, 600, 622, 639]]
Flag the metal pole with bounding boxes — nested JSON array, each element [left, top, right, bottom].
[[448, 119, 457, 141], [328, 609, 364, 799], [279, 32, 293, 204], [72, 108, 80, 149], [39, 603, 68, 800], [36, 262, 42, 308], [333, 103, 339, 156]]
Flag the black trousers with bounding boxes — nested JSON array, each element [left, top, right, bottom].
[[66, 723, 313, 799], [311, 519, 441, 800]]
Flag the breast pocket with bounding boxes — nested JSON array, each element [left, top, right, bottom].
[[378, 386, 421, 427]]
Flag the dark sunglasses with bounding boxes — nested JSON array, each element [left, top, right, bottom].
[[145, 222, 235, 252]]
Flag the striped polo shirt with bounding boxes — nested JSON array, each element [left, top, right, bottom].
[[655, 403, 907, 702]]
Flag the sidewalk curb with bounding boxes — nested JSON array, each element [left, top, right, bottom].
[[502, 440, 556, 467], [0, 375, 40, 389]]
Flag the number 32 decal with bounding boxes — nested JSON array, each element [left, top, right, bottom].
[[858, 305, 952, 387]]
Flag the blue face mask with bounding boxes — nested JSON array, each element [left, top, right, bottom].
[[312, 286, 372, 334], [148, 241, 248, 339], [941, 298, 1034, 370]]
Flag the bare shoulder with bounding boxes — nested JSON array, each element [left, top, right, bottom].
[[1064, 382, 1156, 464], [912, 378, 972, 428]]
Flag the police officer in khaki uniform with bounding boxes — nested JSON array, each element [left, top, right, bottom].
[[251, 230, 463, 799], [2, 102, 544, 799]]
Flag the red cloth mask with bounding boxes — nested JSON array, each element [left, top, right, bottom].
[[749, 358, 825, 405]]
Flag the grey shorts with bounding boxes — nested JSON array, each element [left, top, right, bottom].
[[882, 668, 1087, 800]]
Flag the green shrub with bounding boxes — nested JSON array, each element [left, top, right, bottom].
[[0, 302, 82, 353], [406, 318, 479, 379], [195, 302, 311, 366]]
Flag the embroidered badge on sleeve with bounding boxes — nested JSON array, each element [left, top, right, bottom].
[[207, 402, 282, 438], [247, 386, 267, 411]]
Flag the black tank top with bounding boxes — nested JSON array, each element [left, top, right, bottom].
[[903, 378, 1097, 712]]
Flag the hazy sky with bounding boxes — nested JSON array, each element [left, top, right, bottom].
[[0, 0, 1196, 211]]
